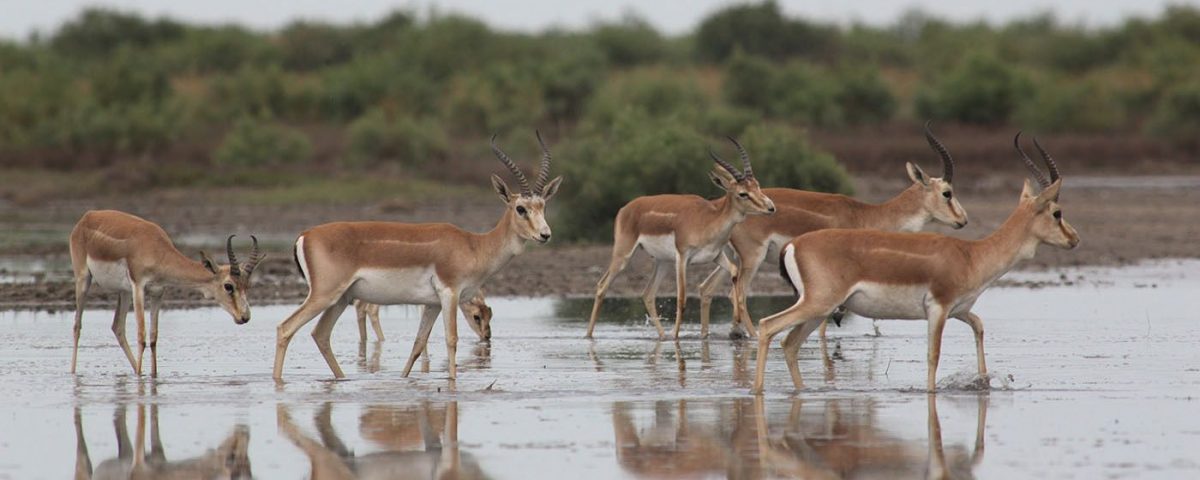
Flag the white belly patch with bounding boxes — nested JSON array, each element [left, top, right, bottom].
[[86, 257, 132, 291], [844, 281, 930, 320], [638, 234, 677, 261], [349, 267, 441, 306]]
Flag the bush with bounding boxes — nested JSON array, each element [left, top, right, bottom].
[[1147, 81, 1200, 149], [583, 69, 710, 130], [89, 47, 171, 107], [771, 62, 843, 126], [277, 21, 355, 71], [831, 65, 896, 125], [591, 16, 668, 66], [207, 65, 289, 119], [1016, 78, 1125, 132], [534, 42, 607, 123], [916, 53, 1032, 124], [345, 110, 448, 167], [50, 8, 185, 59], [442, 65, 545, 135], [723, 51, 777, 113], [695, 1, 839, 62], [212, 116, 312, 167], [553, 111, 852, 241], [52, 99, 191, 156]]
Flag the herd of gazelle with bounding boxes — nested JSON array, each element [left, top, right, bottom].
[[67, 125, 1077, 392]]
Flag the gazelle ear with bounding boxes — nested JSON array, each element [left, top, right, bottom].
[[1019, 179, 1037, 201], [709, 167, 735, 190], [1035, 179, 1062, 209], [491, 174, 513, 203], [199, 252, 219, 274], [906, 162, 929, 186], [541, 176, 563, 200]]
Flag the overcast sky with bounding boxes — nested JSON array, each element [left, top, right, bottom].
[[0, 0, 1191, 39]]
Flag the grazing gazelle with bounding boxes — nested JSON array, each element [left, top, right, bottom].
[[274, 133, 562, 380], [752, 133, 1079, 393], [698, 123, 968, 338], [69, 210, 262, 376], [353, 292, 494, 342], [585, 138, 776, 340]]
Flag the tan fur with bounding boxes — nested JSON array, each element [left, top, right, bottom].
[[274, 154, 561, 380], [586, 167, 776, 340], [67, 210, 255, 376], [699, 167, 969, 337], [753, 179, 1078, 393]]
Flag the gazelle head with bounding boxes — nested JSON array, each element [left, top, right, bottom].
[[908, 122, 968, 229], [461, 292, 494, 341], [709, 137, 776, 216], [1015, 133, 1080, 250], [490, 132, 563, 244], [198, 235, 264, 325]]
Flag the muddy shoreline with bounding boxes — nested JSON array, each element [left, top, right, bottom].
[[2, 173, 1198, 311]]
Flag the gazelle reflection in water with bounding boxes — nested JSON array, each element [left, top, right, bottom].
[[73, 404, 252, 480], [277, 401, 485, 480], [611, 396, 986, 479]]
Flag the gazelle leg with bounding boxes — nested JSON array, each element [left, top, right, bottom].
[[732, 244, 767, 339], [131, 281, 147, 375], [671, 252, 689, 339], [439, 289, 460, 379], [147, 287, 165, 377], [110, 292, 137, 373], [955, 311, 988, 377], [752, 292, 842, 393], [780, 318, 824, 390], [586, 236, 638, 338], [697, 256, 731, 339], [403, 304, 442, 377], [70, 272, 92, 373], [369, 304, 384, 341], [926, 305, 950, 392], [642, 261, 669, 339], [311, 293, 352, 379], [355, 300, 369, 343], [274, 290, 343, 380]]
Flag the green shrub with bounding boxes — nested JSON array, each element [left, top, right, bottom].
[[583, 69, 709, 130], [723, 51, 777, 113], [345, 110, 448, 167], [212, 116, 312, 167], [1017, 78, 1125, 132], [534, 42, 607, 123], [832, 65, 896, 125], [89, 47, 171, 107], [916, 53, 1032, 124], [696, 105, 759, 138], [442, 65, 545, 134], [52, 99, 191, 155], [553, 111, 852, 242], [1147, 81, 1200, 149], [50, 8, 185, 59], [591, 16, 668, 66], [207, 65, 289, 119], [771, 62, 843, 126], [695, 1, 839, 62], [158, 26, 280, 74], [277, 21, 355, 71]]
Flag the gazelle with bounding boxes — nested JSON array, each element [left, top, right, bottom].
[[752, 134, 1079, 393], [275, 133, 561, 380], [353, 292, 493, 343], [69, 210, 262, 376], [700, 123, 967, 339], [585, 138, 776, 340]]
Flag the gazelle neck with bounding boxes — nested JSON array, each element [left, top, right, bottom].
[[968, 203, 1040, 286], [476, 206, 526, 273], [862, 184, 929, 232], [711, 194, 747, 235], [151, 247, 218, 288]]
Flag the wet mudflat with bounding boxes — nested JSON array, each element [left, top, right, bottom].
[[0, 260, 1198, 479]]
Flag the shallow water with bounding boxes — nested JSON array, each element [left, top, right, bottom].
[[1, 261, 1198, 479]]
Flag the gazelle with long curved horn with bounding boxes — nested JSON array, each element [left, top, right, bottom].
[[68, 210, 262, 376], [752, 133, 1078, 393], [274, 132, 562, 380], [699, 122, 968, 338], [585, 137, 776, 339]]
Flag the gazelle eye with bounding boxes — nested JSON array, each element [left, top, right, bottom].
[[224, 283, 235, 294], [738, 192, 749, 198], [473, 315, 482, 321], [942, 191, 952, 199], [1053, 210, 1062, 220], [516, 205, 527, 216]]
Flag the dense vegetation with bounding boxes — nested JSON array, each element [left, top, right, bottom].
[[2, 2, 1199, 238]]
